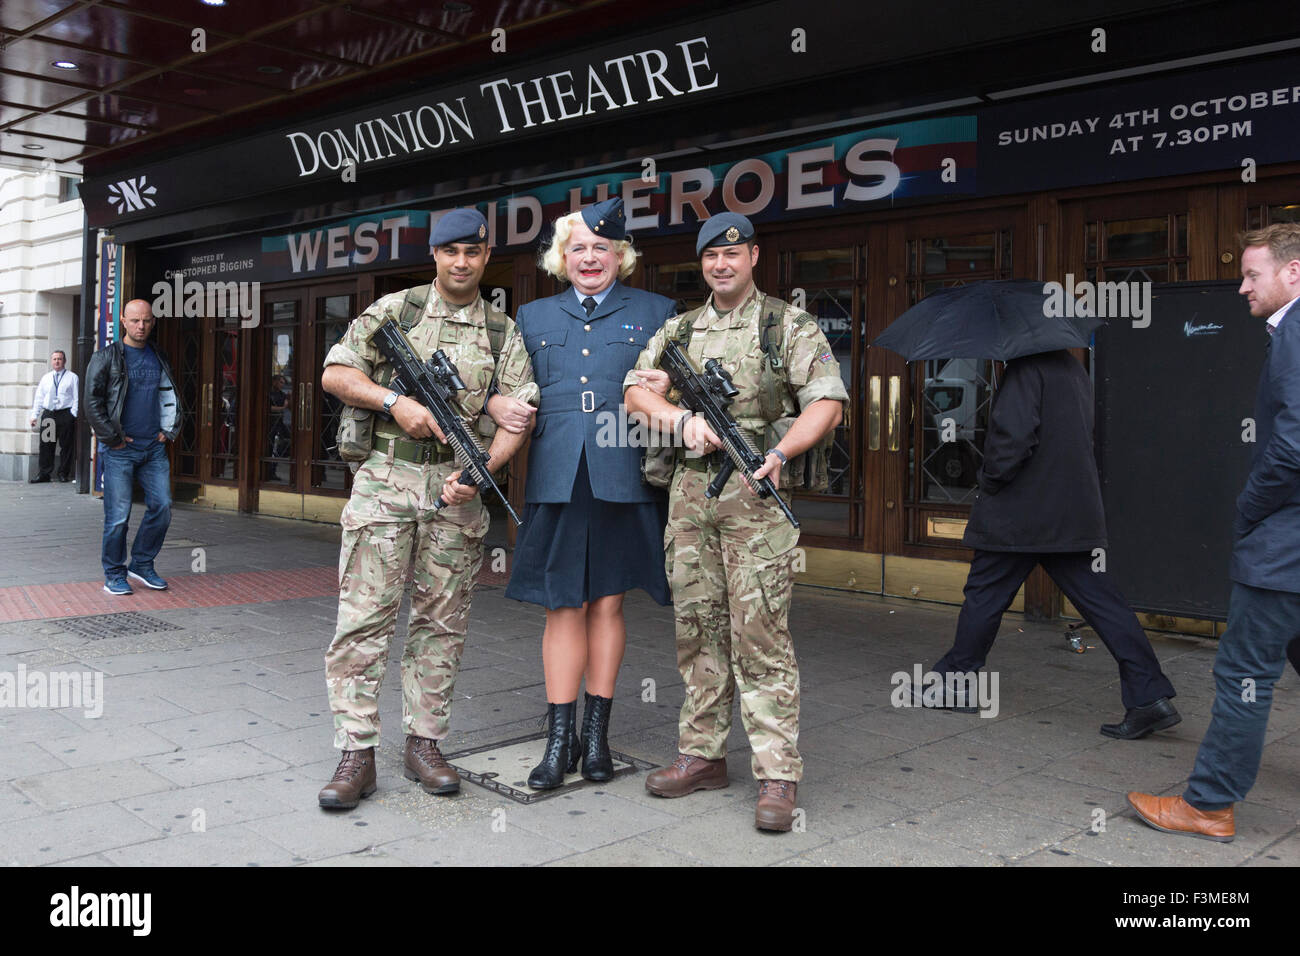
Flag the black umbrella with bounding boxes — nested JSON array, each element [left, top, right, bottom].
[[873, 279, 1104, 360]]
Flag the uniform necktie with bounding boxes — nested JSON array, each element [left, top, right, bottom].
[[582, 297, 597, 316]]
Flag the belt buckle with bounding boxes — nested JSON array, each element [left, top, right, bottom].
[[581, 390, 595, 413]]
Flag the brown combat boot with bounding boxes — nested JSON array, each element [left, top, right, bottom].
[[404, 735, 460, 795], [318, 747, 376, 809], [645, 753, 728, 797], [1127, 792, 1235, 842], [755, 779, 798, 832]]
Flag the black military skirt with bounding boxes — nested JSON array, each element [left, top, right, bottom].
[[505, 450, 671, 610]]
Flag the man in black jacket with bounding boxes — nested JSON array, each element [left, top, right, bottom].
[[924, 349, 1179, 738], [85, 299, 181, 596]]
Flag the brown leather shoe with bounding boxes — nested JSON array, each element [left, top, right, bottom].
[[755, 779, 798, 832], [1127, 792, 1235, 842], [645, 753, 728, 797], [318, 747, 376, 809], [404, 735, 460, 795]]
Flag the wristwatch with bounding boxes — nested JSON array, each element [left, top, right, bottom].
[[674, 410, 692, 442], [766, 448, 788, 465], [382, 391, 400, 413]]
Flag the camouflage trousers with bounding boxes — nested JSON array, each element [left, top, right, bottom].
[[665, 465, 802, 781], [325, 452, 489, 750]]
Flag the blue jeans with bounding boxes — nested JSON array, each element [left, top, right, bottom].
[[1184, 582, 1300, 809], [100, 439, 171, 579]]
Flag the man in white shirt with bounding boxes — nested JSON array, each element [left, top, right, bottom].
[[1128, 222, 1300, 841], [29, 350, 79, 483]]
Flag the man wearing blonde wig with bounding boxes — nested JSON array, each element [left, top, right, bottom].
[[503, 197, 676, 790]]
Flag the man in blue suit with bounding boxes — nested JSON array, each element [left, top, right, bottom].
[[503, 197, 676, 790], [1129, 222, 1300, 842]]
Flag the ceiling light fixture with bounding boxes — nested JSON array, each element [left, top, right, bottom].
[[22, 143, 45, 150], [201, 0, 228, 7], [52, 60, 78, 70]]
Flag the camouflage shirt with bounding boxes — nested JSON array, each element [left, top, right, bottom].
[[324, 284, 539, 424], [622, 284, 849, 424]]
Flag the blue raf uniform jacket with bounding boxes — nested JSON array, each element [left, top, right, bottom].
[[1231, 300, 1300, 594], [517, 281, 675, 503]]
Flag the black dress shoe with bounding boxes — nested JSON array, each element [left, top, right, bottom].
[[908, 680, 980, 713], [57, 475, 73, 483], [28, 475, 50, 483], [1100, 697, 1181, 739]]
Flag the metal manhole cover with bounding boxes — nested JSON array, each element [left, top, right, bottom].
[[444, 733, 657, 804], [55, 612, 185, 640]]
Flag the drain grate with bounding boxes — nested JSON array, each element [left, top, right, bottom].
[[54, 612, 185, 640], [445, 732, 657, 804]]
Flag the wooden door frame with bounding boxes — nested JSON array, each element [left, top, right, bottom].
[[876, 204, 1031, 557]]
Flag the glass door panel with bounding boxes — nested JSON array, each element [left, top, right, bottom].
[[174, 315, 200, 478], [902, 230, 1015, 537], [211, 326, 240, 480], [777, 242, 864, 542], [311, 292, 353, 492], [648, 260, 709, 312], [1084, 213, 1188, 283], [262, 302, 298, 487]]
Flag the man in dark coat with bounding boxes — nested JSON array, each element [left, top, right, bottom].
[[1129, 222, 1300, 843], [925, 348, 1179, 738]]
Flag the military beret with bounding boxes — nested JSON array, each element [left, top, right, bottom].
[[696, 212, 755, 256], [580, 197, 627, 241], [430, 208, 489, 247]]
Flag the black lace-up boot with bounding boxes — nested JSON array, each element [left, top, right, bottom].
[[580, 692, 614, 781], [528, 701, 581, 790]]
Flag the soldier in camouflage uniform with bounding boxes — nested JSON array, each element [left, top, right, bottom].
[[624, 212, 847, 831], [317, 209, 538, 809]]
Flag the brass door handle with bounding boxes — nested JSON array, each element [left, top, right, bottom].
[[868, 375, 881, 451], [302, 382, 312, 432], [202, 383, 213, 428], [887, 375, 901, 452]]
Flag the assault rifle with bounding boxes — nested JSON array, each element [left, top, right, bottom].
[[370, 317, 521, 525], [659, 339, 799, 529]]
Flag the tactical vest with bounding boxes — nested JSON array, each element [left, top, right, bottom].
[[652, 295, 833, 493], [336, 285, 508, 464]]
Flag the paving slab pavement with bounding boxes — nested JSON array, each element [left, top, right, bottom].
[[2, 481, 1297, 867]]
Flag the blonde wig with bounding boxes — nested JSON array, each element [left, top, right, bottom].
[[539, 211, 640, 283]]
